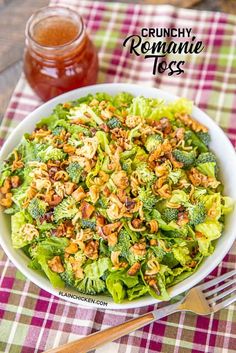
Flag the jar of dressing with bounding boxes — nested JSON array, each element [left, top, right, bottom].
[[24, 6, 99, 101]]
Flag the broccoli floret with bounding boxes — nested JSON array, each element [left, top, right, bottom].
[[107, 117, 121, 129], [53, 197, 78, 223], [60, 260, 75, 287], [38, 146, 66, 162], [81, 219, 96, 230], [52, 126, 65, 136], [195, 152, 218, 177], [145, 134, 163, 152], [99, 239, 110, 256], [120, 147, 137, 161], [135, 163, 156, 184], [67, 135, 83, 148], [196, 131, 211, 146], [28, 198, 47, 219], [138, 187, 158, 211], [184, 130, 208, 153], [116, 230, 131, 259], [132, 147, 148, 167], [60, 271, 74, 287], [68, 123, 90, 136], [96, 197, 108, 209], [195, 152, 217, 165], [121, 158, 133, 173], [115, 230, 144, 265], [172, 149, 196, 168], [168, 170, 182, 184], [162, 208, 178, 223], [76, 277, 106, 295], [188, 202, 206, 226], [66, 162, 83, 183]]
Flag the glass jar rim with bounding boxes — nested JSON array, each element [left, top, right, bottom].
[[25, 6, 85, 52]]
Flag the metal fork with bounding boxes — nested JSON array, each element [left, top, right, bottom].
[[45, 269, 236, 353]]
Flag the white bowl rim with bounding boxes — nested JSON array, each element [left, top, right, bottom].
[[0, 82, 236, 310]]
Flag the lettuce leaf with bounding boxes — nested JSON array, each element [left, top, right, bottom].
[[172, 247, 191, 266], [195, 220, 222, 256], [169, 190, 189, 205], [151, 210, 179, 231], [36, 255, 65, 288], [18, 136, 38, 162], [195, 220, 222, 240], [128, 96, 164, 120], [0, 169, 11, 187], [168, 268, 194, 286], [127, 284, 149, 301], [84, 258, 111, 279], [161, 252, 179, 268], [196, 235, 214, 256], [148, 273, 170, 301], [11, 211, 32, 248], [113, 92, 134, 107], [69, 104, 104, 125], [37, 114, 61, 130], [106, 270, 139, 303], [86, 154, 103, 187], [107, 280, 125, 303], [168, 98, 193, 116], [221, 196, 234, 215], [96, 131, 112, 156], [29, 238, 69, 288], [128, 96, 192, 122], [193, 187, 207, 200], [201, 193, 221, 221], [11, 185, 29, 209]]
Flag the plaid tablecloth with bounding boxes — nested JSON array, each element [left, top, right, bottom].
[[0, 1, 236, 352]]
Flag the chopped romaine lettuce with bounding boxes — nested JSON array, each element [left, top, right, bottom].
[[11, 211, 33, 248], [169, 190, 189, 205], [84, 258, 111, 279], [0, 91, 232, 304], [106, 270, 139, 303], [195, 220, 222, 240]]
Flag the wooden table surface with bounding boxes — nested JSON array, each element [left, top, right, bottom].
[[0, 0, 235, 122]]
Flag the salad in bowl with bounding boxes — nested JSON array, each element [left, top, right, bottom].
[[0, 85, 234, 308]]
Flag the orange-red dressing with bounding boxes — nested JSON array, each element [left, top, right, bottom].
[[24, 15, 98, 101], [33, 17, 79, 46]]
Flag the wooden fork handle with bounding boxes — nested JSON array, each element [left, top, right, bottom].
[[44, 312, 154, 353]]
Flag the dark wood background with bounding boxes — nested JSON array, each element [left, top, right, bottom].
[[0, 0, 235, 121]]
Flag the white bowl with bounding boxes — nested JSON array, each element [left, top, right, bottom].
[[0, 83, 236, 310]]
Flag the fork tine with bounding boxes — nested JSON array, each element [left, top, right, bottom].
[[198, 269, 236, 291], [208, 286, 236, 304], [212, 294, 236, 313], [205, 277, 236, 297]]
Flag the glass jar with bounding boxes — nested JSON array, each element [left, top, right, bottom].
[[24, 6, 99, 101]]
